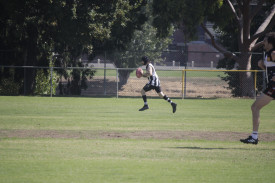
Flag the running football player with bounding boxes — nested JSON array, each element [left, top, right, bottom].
[[139, 56, 177, 113]]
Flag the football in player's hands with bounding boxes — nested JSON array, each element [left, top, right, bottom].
[[136, 68, 143, 78]]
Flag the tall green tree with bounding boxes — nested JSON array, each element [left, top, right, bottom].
[[104, 3, 173, 86], [108, 21, 173, 86], [0, 0, 148, 95], [152, 0, 275, 97]]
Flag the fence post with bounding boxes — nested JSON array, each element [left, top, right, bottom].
[[24, 67, 26, 96], [254, 71, 257, 99], [263, 70, 266, 90], [182, 69, 186, 99], [104, 51, 107, 95], [263, 51, 267, 90], [50, 66, 53, 97], [97, 58, 100, 66], [116, 68, 119, 98]]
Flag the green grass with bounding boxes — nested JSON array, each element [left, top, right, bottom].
[[94, 69, 118, 77], [0, 96, 274, 183]]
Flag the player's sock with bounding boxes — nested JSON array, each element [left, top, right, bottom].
[[163, 95, 173, 104], [142, 95, 148, 106], [251, 131, 258, 139]]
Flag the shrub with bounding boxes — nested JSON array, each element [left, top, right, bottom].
[[0, 78, 21, 95], [34, 69, 58, 95]]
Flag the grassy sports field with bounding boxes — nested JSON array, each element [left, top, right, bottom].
[[0, 96, 274, 183]]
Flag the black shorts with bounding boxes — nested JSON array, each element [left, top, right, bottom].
[[263, 81, 275, 99], [143, 84, 162, 93]]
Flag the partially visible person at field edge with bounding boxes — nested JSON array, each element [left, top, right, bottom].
[[138, 56, 177, 113], [240, 32, 275, 145]]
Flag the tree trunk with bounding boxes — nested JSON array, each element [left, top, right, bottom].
[[118, 69, 132, 88], [23, 25, 38, 95], [24, 46, 36, 95], [237, 53, 255, 97]]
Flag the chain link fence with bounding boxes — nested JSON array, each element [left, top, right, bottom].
[[0, 49, 267, 98], [0, 65, 266, 98], [182, 69, 265, 98]]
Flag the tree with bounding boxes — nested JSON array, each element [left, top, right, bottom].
[[152, 0, 275, 97], [95, 2, 173, 87], [108, 20, 173, 86], [214, 3, 275, 96], [93, 0, 147, 86], [0, 0, 148, 95]]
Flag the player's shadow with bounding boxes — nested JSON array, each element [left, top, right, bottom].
[[170, 146, 275, 151]]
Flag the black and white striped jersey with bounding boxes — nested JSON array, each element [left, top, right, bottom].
[[146, 63, 160, 86]]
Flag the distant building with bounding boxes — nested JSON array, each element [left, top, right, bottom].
[[163, 22, 224, 68]]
